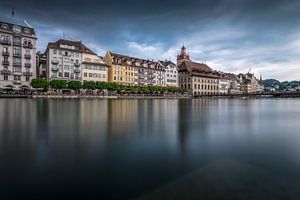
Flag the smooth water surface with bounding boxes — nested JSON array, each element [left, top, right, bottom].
[[1, 98, 300, 199]]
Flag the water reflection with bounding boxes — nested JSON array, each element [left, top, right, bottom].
[[1, 98, 300, 199]]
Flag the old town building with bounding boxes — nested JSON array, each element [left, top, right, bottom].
[[159, 60, 178, 87], [81, 54, 108, 82], [46, 39, 95, 81], [237, 72, 263, 93], [0, 21, 37, 89], [36, 51, 47, 79], [104, 52, 165, 86], [177, 46, 219, 96]]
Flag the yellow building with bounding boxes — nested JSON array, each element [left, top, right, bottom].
[[104, 51, 135, 85]]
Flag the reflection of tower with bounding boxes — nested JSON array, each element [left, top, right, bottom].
[[177, 46, 191, 66], [177, 99, 191, 155]]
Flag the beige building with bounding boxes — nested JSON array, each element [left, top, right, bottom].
[[177, 46, 219, 96], [81, 54, 108, 82]]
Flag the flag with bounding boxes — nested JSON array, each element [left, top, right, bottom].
[[12, 5, 15, 17]]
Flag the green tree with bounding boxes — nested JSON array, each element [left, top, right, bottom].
[[49, 80, 67, 89], [68, 81, 82, 93], [30, 78, 48, 89]]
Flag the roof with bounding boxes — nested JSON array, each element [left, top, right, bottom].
[[109, 52, 164, 70], [0, 21, 36, 36], [159, 60, 176, 67], [47, 39, 96, 55], [178, 60, 219, 78]]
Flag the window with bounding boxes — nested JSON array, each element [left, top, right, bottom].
[[64, 65, 69, 70], [26, 77, 30, 82], [4, 75, 8, 81], [59, 72, 62, 77], [53, 49, 57, 54], [3, 47, 8, 53], [64, 72, 69, 77], [84, 73, 87, 77], [14, 75, 21, 81]]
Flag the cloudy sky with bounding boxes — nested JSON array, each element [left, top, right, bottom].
[[1, 0, 300, 80]]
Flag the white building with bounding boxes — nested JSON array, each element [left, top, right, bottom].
[[0, 21, 37, 90], [159, 60, 178, 87]]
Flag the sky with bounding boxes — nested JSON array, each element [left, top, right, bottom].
[[1, 0, 300, 81]]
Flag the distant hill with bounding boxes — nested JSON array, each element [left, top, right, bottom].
[[263, 79, 280, 87], [263, 79, 300, 91]]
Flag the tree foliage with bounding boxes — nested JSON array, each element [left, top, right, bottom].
[[30, 78, 48, 89], [49, 80, 67, 89]]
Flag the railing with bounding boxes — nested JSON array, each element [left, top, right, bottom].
[[13, 53, 21, 58], [0, 40, 11, 45], [13, 80, 21, 85], [12, 71, 22, 76], [2, 60, 9, 66], [13, 41, 22, 46], [25, 63, 31, 68], [2, 52, 9, 56], [1, 69, 12, 75], [74, 69, 80, 73], [51, 67, 59, 72], [24, 54, 31, 59], [23, 72, 33, 76], [74, 62, 80, 67], [23, 43, 33, 49], [13, 63, 21, 67], [52, 60, 59, 65]]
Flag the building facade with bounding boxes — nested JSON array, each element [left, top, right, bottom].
[[177, 46, 219, 96], [36, 51, 47, 79], [104, 52, 165, 86], [81, 54, 108, 82], [46, 39, 98, 81], [0, 21, 37, 89], [159, 60, 178, 87]]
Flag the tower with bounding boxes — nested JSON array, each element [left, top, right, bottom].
[[177, 45, 191, 65]]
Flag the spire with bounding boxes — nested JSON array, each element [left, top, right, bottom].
[[12, 4, 16, 17]]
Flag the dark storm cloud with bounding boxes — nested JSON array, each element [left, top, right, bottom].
[[1, 0, 300, 80]]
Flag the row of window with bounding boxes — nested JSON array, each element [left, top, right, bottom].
[[52, 72, 79, 79], [2, 75, 30, 82], [53, 57, 79, 63], [83, 65, 106, 71], [194, 84, 219, 91], [53, 49, 79, 58], [83, 73, 106, 78], [166, 74, 177, 78], [113, 76, 134, 82], [0, 35, 33, 45]]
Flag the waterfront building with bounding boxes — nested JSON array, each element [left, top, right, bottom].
[[177, 46, 219, 96], [237, 72, 263, 93], [81, 54, 108, 82], [45, 39, 95, 81], [218, 73, 231, 95], [0, 21, 37, 89], [36, 51, 47, 79], [104, 52, 165, 86], [159, 60, 178, 87]]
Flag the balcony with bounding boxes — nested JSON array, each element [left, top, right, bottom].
[[74, 62, 80, 67], [13, 63, 21, 67], [25, 63, 31, 68], [13, 53, 21, 58], [2, 60, 9, 66], [13, 71, 22, 76], [2, 52, 9, 56], [52, 60, 59, 65], [23, 72, 33, 76], [23, 43, 33, 49], [0, 40, 11, 45], [13, 41, 22, 47], [1, 69, 12, 75], [74, 69, 80, 73], [24, 54, 31, 59], [51, 67, 59, 72], [13, 81, 21, 85]]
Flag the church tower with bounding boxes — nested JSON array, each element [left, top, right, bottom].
[[177, 45, 191, 65]]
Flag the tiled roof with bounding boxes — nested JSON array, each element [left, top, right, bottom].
[[47, 39, 96, 55], [178, 60, 219, 78]]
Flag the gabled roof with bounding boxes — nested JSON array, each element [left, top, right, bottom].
[[47, 39, 96, 55], [178, 60, 212, 72], [159, 60, 176, 67]]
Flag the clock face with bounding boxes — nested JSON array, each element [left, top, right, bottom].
[[13, 26, 21, 33]]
